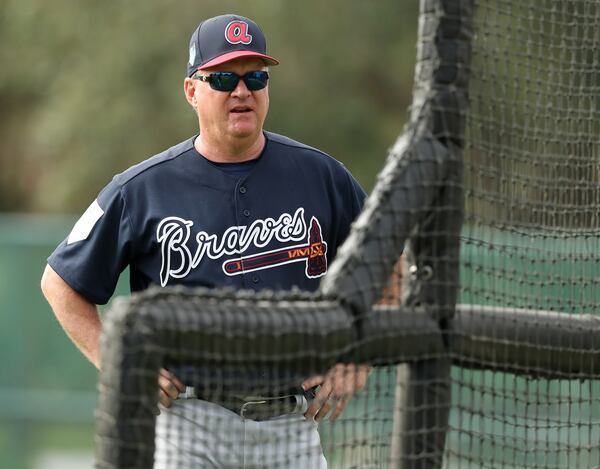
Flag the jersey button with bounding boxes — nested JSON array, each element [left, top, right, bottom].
[[252, 275, 260, 284], [239, 186, 247, 194], [243, 209, 250, 217]]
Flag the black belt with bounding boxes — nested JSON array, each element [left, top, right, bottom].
[[188, 386, 318, 421]]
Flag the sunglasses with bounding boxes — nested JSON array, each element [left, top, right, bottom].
[[193, 71, 269, 92]]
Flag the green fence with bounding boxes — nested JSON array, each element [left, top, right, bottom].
[[0, 214, 129, 469], [449, 228, 600, 468]]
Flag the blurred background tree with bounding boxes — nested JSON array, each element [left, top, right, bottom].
[[0, 0, 418, 214]]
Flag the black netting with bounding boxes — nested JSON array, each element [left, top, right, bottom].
[[454, 0, 600, 466]]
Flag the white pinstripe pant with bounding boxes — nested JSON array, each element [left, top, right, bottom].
[[154, 397, 328, 468]]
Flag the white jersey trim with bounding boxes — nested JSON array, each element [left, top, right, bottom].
[[67, 200, 104, 245]]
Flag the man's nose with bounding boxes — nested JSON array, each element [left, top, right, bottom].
[[231, 77, 251, 98]]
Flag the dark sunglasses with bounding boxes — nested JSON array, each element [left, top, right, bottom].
[[193, 71, 269, 92]]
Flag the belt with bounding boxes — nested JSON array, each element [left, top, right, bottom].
[[181, 386, 318, 421]]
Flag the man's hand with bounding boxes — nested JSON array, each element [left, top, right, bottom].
[[158, 368, 186, 409], [302, 363, 372, 422]]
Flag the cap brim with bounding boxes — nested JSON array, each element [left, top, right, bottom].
[[198, 51, 279, 70]]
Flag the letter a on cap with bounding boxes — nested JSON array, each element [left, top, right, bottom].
[[225, 21, 252, 45]]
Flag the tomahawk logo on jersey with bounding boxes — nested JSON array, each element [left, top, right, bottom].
[[47, 132, 365, 305], [222, 215, 327, 278]]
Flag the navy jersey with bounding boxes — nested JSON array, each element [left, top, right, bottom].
[[48, 132, 366, 305]]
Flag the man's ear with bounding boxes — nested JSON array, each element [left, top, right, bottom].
[[183, 78, 197, 107]]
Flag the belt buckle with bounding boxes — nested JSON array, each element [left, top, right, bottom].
[[239, 393, 309, 421], [239, 399, 268, 420]]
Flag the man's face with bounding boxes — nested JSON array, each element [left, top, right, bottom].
[[189, 57, 270, 145]]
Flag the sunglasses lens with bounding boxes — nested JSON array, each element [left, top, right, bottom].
[[244, 71, 269, 91], [205, 71, 269, 92], [210, 73, 239, 92]]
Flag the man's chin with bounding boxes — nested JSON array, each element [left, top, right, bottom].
[[229, 126, 261, 141]]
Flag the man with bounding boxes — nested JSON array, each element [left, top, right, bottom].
[[41, 13, 370, 468]]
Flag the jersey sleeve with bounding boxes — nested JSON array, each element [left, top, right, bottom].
[[47, 179, 134, 305], [334, 167, 367, 247], [346, 170, 367, 219]]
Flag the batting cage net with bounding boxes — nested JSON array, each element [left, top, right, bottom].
[[95, 0, 600, 468]]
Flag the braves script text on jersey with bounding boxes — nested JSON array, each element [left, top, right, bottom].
[[48, 131, 366, 303]]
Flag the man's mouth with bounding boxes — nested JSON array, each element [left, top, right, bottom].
[[230, 106, 252, 113]]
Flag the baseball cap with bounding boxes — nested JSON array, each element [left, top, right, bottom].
[[187, 14, 279, 76]]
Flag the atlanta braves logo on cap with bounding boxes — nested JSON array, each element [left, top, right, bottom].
[[225, 20, 252, 45]]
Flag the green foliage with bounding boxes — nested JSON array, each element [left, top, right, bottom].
[[0, 0, 419, 213]]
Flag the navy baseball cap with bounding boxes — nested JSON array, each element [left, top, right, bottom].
[[187, 14, 279, 76]]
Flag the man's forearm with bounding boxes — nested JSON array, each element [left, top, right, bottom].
[[41, 264, 102, 369]]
